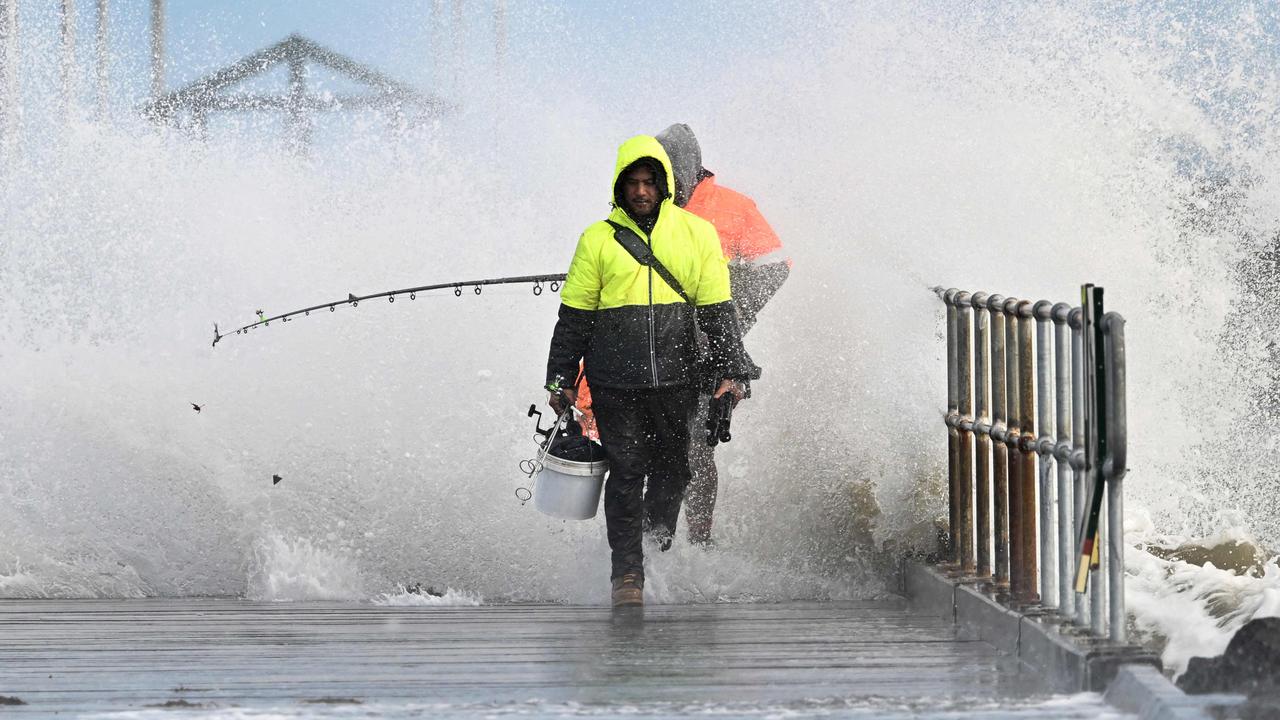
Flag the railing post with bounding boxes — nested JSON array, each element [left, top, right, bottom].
[[1091, 505, 1107, 635], [1084, 298, 1107, 638], [1104, 312, 1128, 642], [1003, 297, 1024, 600], [1017, 300, 1039, 604], [1052, 303, 1075, 619], [989, 295, 1010, 590], [933, 287, 1126, 637], [957, 292, 976, 573], [944, 289, 960, 566], [971, 293, 992, 579], [1069, 307, 1089, 627], [1033, 301, 1055, 607]]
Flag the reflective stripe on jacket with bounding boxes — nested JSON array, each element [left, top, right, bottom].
[[547, 135, 755, 390]]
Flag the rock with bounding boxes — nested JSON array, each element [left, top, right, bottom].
[[1147, 540, 1272, 577], [1178, 617, 1280, 696], [1238, 689, 1280, 720], [1179, 655, 1231, 694]]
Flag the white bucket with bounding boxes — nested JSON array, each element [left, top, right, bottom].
[[533, 453, 608, 520]]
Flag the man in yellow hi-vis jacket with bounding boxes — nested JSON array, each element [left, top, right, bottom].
[[545, 135, 759, 607]]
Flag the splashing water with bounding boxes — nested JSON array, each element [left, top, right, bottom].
[[2, 0, 1279, 671], [372, 585, 483, 607]]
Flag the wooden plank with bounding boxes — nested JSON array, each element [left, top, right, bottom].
[[0, 599, 1084, 716]]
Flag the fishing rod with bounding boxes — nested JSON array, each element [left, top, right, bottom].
[[211, 272, 567, 347]]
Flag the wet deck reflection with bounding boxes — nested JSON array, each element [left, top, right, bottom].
[[0, 598, 1117, 717]]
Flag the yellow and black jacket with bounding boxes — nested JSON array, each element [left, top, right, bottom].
[[547, 135, 759, 390]]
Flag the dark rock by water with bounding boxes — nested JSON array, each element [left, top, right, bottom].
[[1178, 617, 1280, 696], [1237, 690, 1280, 720]]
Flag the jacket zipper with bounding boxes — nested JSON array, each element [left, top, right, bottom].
[[646, 238, 659, 387], [623, 212, 661, 388]]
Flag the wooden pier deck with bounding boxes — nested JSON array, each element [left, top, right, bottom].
[[0, 598, 1127, 717]]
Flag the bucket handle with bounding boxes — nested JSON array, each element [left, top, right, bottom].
[[519, 404, 573, 479], [518, 387, 584, 504]]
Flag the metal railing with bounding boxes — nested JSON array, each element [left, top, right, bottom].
[[936, 286, 1128, 641]]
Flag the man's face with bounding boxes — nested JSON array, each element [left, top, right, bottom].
[[622, 165, 660, 218]]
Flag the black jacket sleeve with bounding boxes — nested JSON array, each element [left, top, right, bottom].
[[546, 303, 595, 386], [729, 261, 791, 335], [697, 300, 761, 382]]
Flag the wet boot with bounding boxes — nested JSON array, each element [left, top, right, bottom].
[[611, 573, 644, 607]]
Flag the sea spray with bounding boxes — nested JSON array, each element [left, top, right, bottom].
[[1, 4, 1278, 666]]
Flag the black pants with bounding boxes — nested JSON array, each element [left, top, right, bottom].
[[684, 393, 718, 543], [591, 384, 698, 581]]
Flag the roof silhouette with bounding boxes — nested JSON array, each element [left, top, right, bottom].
[[145, 33, 447, 147]]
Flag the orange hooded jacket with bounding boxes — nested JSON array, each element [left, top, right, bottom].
[[685, 174, 783, 263]]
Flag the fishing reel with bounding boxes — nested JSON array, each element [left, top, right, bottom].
[[526, 403, 566, 445], [516, 403, 574, 500]]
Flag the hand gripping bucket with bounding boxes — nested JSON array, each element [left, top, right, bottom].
[[534, 451, 608, 520]]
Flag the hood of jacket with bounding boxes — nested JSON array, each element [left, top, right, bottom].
[[611, 135, 675, 218], [655, 123, 703, 207]]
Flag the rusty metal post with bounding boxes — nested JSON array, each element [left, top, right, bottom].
[[932, 289, 1127, 626], [1017, 300, 1040, 605], [989, 295, 1009, 589], [1053, 303, 1075, 619], [972, 292, 992, 578], [956, 291, 976, 573], [944, 289, 960, 566], [1003, 297, 1024, 599], [1034, 300, 1056, 607]]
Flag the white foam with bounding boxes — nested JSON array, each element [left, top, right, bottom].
[[370, 585, 483, 607], [1126, 514, 1280, 674], [247, 533, 366, 602]]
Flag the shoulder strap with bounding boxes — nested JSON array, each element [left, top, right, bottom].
[[605, 220, 695, 306]]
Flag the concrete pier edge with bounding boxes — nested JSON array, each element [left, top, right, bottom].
[[903, 562, 1247, 719]]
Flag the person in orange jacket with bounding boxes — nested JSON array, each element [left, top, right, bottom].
[[656, 123, 790, 546], [574, 124, 790, 546]]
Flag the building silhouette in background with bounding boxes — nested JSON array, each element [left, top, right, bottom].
[[144, 33, 449, 152], [0, 0, 508, 154]]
